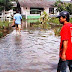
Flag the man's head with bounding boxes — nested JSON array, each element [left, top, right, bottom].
[[57, 11, 70, 24], [16, 9, 19, 13]]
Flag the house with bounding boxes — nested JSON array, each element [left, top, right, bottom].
[[18, 0, 72, 19], [18, 0, 58, 19]]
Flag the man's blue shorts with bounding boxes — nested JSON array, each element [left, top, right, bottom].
[[57, 58, 72, 72]]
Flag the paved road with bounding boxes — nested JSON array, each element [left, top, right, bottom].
[[0, 29, 61, 72]]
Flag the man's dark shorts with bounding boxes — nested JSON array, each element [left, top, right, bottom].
[[57, 58, 72, 72], [15, 24, 18, 28]]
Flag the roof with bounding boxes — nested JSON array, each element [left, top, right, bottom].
[[18, 0, 56, 7], [18, 0, 72, 8]]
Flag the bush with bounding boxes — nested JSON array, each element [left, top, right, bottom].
[[54, 27, 61, 36], [0, 31, 3, 38], [49, 17, 60, 24], [70, 18, 72, 23], [0, 21, 10, 28], [49, 17, 72, 24]]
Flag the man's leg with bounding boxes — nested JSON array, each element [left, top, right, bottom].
[[57, 70, 60, 72], [57, 58, 67, 72], [68, 60, 72, 72], [15, 24, 18, 32], [18, 24, 21, 34], [15, 24, 19, 34]]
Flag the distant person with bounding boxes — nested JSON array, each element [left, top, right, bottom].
[[12, 10, 22, 34], [56, 11, 72, 72]]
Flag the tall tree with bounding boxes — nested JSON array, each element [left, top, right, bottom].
[[0, 0, 13, 11], [54, 1, 72, 14]]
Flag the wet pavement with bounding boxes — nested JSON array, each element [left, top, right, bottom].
[[0, 27, 61, 72]]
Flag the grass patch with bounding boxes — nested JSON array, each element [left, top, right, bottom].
[[49, 17, 72, 24], [70, 18, 72, 23], [54, 27, 61, 36], [0, 31, 3, 38], [49, 17, 60, 24], [0, 21, 12, 38], [0, 21, 10, 28], [33, 23, 51, 29]]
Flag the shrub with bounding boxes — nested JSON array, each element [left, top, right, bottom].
[[70, 18, 72, 23], [49, 17, 60, 24], [0, 31, 3, 38], [0, 21, 10, 28]]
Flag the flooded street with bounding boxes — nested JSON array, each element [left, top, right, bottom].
[[0, 21, 61, 72]]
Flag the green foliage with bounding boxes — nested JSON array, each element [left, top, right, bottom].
[[66, 3, 72, 15], [0, 0, 13, 11], [49, 17, 60, 24], [39, 11, 49, 29], [54, 1, 63, 12], [0, 31, 3, 38], [40, 11, 49, 23], [0, 21, 9, 28], [54, 1, 72, 14], [54, 27, 61, 36], [49, 17, 72, 24], [70, 18, 72, 23]]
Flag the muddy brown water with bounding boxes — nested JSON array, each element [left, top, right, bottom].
[[0, 21, 69, 72]]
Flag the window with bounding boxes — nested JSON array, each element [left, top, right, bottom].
[[30, 8, 44, 14], [49, 8, 54, 14]]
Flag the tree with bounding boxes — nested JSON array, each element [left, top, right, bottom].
[[54, 1, 72, 14], [66, 3, 72, 15], [54, 1, 64, 12], [39, 11, 49, 29], [0, 0, 13, 11]]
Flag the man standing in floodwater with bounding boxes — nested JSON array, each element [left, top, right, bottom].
[[13, 9, 22, 34], [57, 11, 72, 72]]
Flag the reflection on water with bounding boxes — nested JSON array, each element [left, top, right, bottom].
[[0, 20, 65, 72], [24, 19, 62, 36], [24, 19, 52, 31]]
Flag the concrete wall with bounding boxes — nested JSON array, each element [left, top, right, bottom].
[[21, 7, 58, 15], [44, 7, 49, 15], [21, 7, 30, 15], [54, 7, 59, 15], [21, 7, 59, 19]]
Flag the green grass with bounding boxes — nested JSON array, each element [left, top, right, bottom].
[[49, 17, 60, 24], [54, 27, 61, 36], [70, 18, 72, 23], [0, 31, 3, 38], [0, 21, 12, 38], [0, 21, 10, 28], [49, 17, 72, 24], [33, 23, 51, 30]]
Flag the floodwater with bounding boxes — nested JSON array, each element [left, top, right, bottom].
[[0, 20, 64, 72]]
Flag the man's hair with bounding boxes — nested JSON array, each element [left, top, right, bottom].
[[16, 9, 19, 13], [62, 15, 69, 22]]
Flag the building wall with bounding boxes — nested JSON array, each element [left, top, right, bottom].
[[44, 7, 49, 15], [21, 7, 30, 15], [21, 7, 58, 19], [54, 7, 59, 15]]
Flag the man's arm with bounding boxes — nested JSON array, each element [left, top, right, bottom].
[[12, 19, 15, 26], [21, 19, 22, 27], [61, 40, 68, 61]]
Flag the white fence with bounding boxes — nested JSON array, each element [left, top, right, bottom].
[[0, 10, 16, 22]]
